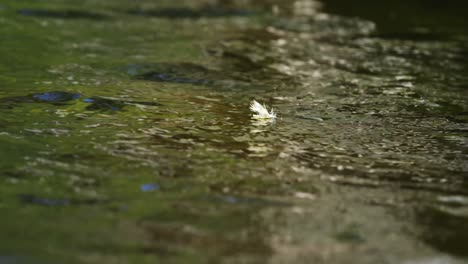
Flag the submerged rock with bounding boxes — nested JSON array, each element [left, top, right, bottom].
[[0, 91, 81, 109], [32, 91, 81, 102], [0, 91, 160, 112], [18, 9, 109, 20]]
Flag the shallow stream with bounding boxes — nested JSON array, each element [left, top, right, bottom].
[[1, 0, 467, 263]]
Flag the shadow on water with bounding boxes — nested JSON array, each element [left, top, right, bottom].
[[375, 31, 453, 42], [19, 194, 107, 207], [128, 58, 296, 90], [84, 97, 161, 111], [127, 7, 253, 19], [322, 0, 468, 36], [417, 206, 468, 257], [131, 63, 217, 86], [18, 9, 109, 20], [0, 91, 160, 112]]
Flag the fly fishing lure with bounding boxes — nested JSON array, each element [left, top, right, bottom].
[[250, 100, 276, 119]]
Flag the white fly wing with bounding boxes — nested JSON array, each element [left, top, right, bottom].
[[250, 100, 270, 117]]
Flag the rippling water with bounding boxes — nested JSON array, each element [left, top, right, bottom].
[[1, 0, 467, 263]]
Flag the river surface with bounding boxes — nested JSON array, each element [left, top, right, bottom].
[[1, 0, 468, 263]]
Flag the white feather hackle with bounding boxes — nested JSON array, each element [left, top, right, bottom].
[[250, 100, 276, 119]]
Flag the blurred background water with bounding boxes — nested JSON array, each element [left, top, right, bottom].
[[0, 0, 467, 263]]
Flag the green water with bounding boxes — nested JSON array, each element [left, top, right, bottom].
[[1, 0, 467, 263]]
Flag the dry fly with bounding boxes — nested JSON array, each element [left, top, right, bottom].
[[250, 100, 276, 120]]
